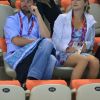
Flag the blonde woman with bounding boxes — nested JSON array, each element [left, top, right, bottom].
[[52, 0, 99, 80]]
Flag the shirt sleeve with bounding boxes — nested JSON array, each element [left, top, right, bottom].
[[4, 16, 20, 44], [85, 25, 96, 50], [35, 17, 41, 38], [52, 14, 68, 52]]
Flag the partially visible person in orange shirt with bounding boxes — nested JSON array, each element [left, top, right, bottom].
[[61, 0, 71, 12], [95, 0, 100, 4], [8, 0, 16, 8]]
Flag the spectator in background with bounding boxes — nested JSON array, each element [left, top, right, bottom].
[[61, 0, 71, 12], [36, 0, 62, 36], [52, 0, 100, 80], [8, 0, 16, 8], [91, 0, 100, 61], [95, 0, 100, 4]]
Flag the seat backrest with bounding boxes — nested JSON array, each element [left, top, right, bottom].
[[0, 4, 14, 37], [0, 80, 25, 100], [0, 1, 9, 5], [0, 4, 14, 52], [89, 4, 100, 36], [0, 85, 25, 100], [26, 80, 67, 90], [71, 79, 100, 89], [15, 0, 21, 9], [76, 83, 100, 100], [29, 84, 71, 100], [0, 80, 20, 86], [0, 0, 20, 9]]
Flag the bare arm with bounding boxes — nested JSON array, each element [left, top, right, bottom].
[[30, 6, 50, 38], [12, 36, 35, 46]]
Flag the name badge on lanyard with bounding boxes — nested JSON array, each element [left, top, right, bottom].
[[18, 12, 34, 36], [68, 16, 87, 47]]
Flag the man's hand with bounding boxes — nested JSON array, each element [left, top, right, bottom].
[[30, 5, 40, 16]]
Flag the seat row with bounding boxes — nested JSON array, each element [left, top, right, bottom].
[[0, 79, 100, 100], [0, 0, 20, 9]]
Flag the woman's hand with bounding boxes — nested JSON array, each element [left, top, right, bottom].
[[82, 43, 87, 52], [66, 47, 77, 53]]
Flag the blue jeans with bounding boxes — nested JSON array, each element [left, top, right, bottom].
[[16, 38, 56, 84], [28, 38, 56, 79]]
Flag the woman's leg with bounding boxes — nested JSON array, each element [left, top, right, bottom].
[[87, 55, 100, 78], [63, 54, 88, 80]]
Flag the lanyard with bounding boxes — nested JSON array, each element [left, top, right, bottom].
[[18, 12, 34, 36], [68, 16, 87, 46]]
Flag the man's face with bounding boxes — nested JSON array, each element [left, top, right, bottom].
[[20, 0, 34, 13]]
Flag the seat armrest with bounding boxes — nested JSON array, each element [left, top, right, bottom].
[[3, 60, 16, 79]]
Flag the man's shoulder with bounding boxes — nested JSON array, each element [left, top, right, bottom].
[[6, 12, 19, 23]]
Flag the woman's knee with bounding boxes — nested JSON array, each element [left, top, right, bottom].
[[88, 56, 99, 64], [65, 54, 88, 66], [88, 56, 100, 69], [77, 56, 88, 65]]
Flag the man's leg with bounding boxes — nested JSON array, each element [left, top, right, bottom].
[[42, 55, 57, 79], [27, 38, 54, 79]]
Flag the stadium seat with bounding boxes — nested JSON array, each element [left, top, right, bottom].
[[0, 80, 25, 100], [15, 0, 20, 9], [0, 0, 20, 9], [94, 37, 100, 52], [0, 1, 9, 5], [76, 83, 100, 100], [0, 80, 20, 86], [0, 4, 16, 78], [71, 79, 100, 89], [61, 0, 71, 12], [27, 80, 71, 100], [26, 80, 67, 90], [71, 79, 100, 100], [90, 3, 100, 36], [29, 84, 71, 100], [0, 85, 25, 100]]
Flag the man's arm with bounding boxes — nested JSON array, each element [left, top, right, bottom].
[[30, 5, 51, 38], [12, 36, 35, 46]]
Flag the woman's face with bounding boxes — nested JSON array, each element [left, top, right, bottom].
[[71, 0, 87, 11]]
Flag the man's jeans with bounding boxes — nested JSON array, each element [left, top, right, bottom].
[[16, 39, 56, 84]]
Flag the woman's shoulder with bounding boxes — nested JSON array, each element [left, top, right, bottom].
[[57, 13, 67, 19], [85, 13, 95, 21], [56, 10, 72, 21], [85, 13, 96, 27]]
